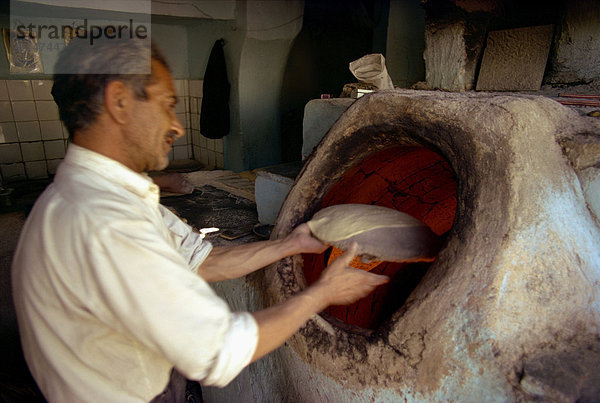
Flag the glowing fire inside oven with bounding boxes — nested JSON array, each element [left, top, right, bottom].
[[303, 145, 458, 329]]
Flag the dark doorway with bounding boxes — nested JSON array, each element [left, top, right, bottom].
[[279, 0, 390, 162]]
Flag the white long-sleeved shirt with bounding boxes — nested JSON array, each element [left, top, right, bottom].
[[11, 144, 258, 402]]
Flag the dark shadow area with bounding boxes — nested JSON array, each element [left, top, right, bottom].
[[0, 331, 45, 403], [279, 0, 390, 162], [0, 179, 52, 215]]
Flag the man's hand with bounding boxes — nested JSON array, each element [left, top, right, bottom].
[[312, 242, 389, 307], [152, 173, 194, 194], [283, 223, 328, 255], [251, 242, 389, 362]]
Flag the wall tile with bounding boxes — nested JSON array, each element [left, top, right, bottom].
[[12, 101, 38, 121], [189, 80, 203, 97], [174, 132, 188, 146], [7, 80, 33, 101], [47, 159, 61, 175], [0, 81, 8, 101], [25, 161, 47, 179], [190, 97, 198, 114], [206, 139, 215, 151], [32, 80, 54, 101], [44, 140, 66, 159], [200, 147, 209, 166], [0, 122, 18, 143], [175, 96, 185, 114], [0, 101, 13, 122], [35, 101, 60, 120], [17, 121, 41, 141], [215, 138, 224, 153], [176, 113, 186, 129], [173, 145, 189, 160], [215, 153, 224, 169], [191, 114, 199, 131], [1, 163, 26, 182], [40, 120, 63, 140], [21, 142, 45, 161], [0, 143, 22, 163], [192, 129, 201, 145], [173, 80, 186, 97]]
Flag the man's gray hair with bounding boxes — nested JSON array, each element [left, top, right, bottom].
[[51, 36, 170, 139]]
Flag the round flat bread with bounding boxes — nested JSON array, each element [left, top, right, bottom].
[[307, 204, 441, 263]]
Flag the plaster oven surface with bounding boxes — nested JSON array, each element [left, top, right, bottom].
[[261, 90, 600, 401]]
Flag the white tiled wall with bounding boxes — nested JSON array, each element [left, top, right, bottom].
[[0, 79, 68, 182], [0, 79, 225, 184], [171, 79, 192, 163]]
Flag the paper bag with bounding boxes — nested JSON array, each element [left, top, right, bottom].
[[349, 53, 393, 90]]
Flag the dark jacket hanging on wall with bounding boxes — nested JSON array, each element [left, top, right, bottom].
[[200, 39, 230, 139]]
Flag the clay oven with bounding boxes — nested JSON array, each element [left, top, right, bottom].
[[263, 90, 600, 400]]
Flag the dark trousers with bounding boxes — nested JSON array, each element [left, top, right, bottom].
[[150, 368, 202, 403]]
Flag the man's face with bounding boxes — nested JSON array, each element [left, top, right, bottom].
[[125, 60, 184, 172]]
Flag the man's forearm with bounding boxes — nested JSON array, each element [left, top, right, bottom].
[[250, 286, 326, 362], [197, 223, 327, 282], [197, 239, 296, 282]]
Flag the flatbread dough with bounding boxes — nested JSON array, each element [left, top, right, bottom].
[[307, 204, 441, 263]]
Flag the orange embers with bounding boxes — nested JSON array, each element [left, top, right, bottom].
[[302, 146, 457, 329], [326, 246, 436, 272], [327, 246, 382, 271]]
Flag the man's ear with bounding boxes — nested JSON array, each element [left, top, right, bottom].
[[104, 81, 132, 125]]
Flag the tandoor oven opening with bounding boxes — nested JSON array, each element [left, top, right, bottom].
[[302, 145, 457, 330]]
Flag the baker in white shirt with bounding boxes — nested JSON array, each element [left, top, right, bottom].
[[11, 37, 389, 402]]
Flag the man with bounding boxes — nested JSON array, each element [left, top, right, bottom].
[[11, 37, 388, 402]]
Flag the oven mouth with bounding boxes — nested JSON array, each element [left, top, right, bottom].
[[302, 145, 458, 331]]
